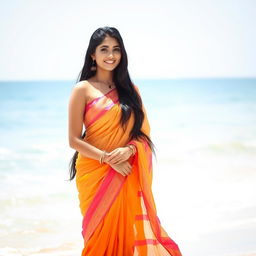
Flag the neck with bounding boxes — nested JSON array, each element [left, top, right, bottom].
[[94, 68, 113, 83]]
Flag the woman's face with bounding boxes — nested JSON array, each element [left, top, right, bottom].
[[91, 35, 121, 71]]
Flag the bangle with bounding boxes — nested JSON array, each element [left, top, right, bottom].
[[99, 150, 106, 164], [132, 145, 137, 155], [126, 144, 136, 156]]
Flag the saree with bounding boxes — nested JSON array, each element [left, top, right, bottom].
[[75, 86, 183, 256]]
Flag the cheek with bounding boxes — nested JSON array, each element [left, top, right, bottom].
[[97, 52, 105, 58], [116, 53, 121, 60]]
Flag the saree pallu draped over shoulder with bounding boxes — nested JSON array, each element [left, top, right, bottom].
[[75, 87, 182, 256]]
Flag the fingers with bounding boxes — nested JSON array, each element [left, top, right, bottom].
[[112, 157, 125, 165], [104, 147, 128, 164], [105, 151, 119, 163], [122, 162, 132, 176], [111, 161, 132, 176], [105, 155, 124, 165], [104, 151, 116, 164]]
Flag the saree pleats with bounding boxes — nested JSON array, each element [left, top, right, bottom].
[[75, 87, 182, 256]]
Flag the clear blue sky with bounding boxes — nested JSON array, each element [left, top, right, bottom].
[[0, 0, 255, 80]]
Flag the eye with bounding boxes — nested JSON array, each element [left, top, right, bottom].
[[114, 48, 120, 52], [101, 48, 107, 52]]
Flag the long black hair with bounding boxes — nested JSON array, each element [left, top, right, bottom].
[[68, 26, 156, 181]]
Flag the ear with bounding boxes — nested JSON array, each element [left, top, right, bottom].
[[91, 53, 95, 60]]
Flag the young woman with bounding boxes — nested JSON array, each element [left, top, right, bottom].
[[68, 26, 182, 256]]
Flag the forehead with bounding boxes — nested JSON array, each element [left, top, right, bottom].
[[98, 36, 119, 47]]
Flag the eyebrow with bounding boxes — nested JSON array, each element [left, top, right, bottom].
[[100, 45, 120, 48]]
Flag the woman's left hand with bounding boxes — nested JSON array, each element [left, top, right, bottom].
[[103, 147, 132, 165]]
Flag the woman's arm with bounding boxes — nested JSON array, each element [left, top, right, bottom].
[[68, 81, 104, 162]]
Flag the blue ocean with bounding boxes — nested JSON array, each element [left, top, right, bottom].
[[0, 78, 256, 256]]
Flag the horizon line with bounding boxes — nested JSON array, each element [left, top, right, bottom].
[[0, 76, 256, 82]]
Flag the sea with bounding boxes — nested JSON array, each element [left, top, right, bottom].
[[0, 78, 256, 256]]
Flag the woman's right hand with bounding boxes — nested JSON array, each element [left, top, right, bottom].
[[108, 160, 132, 176]]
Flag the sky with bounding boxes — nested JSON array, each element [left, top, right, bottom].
[[0, 0, 255, 80]]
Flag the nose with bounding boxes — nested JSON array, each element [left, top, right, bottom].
[[108, 51, 114, 58]]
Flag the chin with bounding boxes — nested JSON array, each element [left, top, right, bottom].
[[103, 66, 118, 71]]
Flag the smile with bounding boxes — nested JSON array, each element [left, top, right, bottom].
[[104, 60, 115, 64]]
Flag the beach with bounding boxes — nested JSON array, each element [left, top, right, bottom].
[[0, 78, 255, 256]]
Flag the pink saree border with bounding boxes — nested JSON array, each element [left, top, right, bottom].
[[85, 87, 116, 112], [81, 155, 137, 244], [82, 167, 126, 243], [130, 139, 181, 253], [134, 238, 160, 246], [86, 98, 119, 128], [135, 214, 150, 220]]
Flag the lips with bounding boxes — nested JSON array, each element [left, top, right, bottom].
[[104, 60, 115, 64]]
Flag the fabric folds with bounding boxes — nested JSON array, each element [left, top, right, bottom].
[[75, 86, 182, 256]]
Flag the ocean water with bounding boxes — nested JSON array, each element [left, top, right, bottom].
[[0, 78, 256, 256]]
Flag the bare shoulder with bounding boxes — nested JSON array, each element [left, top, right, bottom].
[[68, 81, 89, 109], [73, 80, 90, 92], [71, 80, 91, 100]]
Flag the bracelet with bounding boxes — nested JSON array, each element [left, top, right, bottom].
[[99, 150, 106, 164], [126, 144, 136, 156]]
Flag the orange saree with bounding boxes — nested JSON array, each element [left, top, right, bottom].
[[75, 86, 182, 256]]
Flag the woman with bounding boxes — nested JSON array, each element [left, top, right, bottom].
[[68, 26, 182, 256]]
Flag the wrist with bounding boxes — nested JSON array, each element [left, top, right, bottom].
[[125, 144, 136, 157], [99, 150, 107, 164], [127, 146, 133, 157]]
